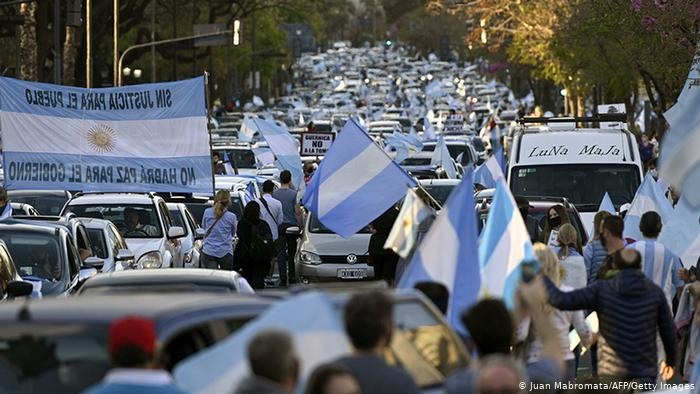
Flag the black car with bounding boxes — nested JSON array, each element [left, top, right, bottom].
[[0, 293, 271, 393], [0, 220, 96, 296], [474, 190, 589, 245], [7, 190, 72, 216]]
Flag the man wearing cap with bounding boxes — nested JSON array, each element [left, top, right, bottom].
[[84, 316, 187, 394]]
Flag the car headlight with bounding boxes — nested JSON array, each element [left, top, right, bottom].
[[299, 250, 321, 265], [183, 250, 193, 265], [138, 251, 163, 269]]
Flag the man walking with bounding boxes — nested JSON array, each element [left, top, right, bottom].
[[235, 330, 299, 394], [84, 316, 187, 394], [335, 291, 419, 394], [258, 180, 284, 284], [537, 248, 676, 383], [272, 170, 302, 286], [630, 211, 686, 308]]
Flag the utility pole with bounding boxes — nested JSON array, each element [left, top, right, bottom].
[[251, 10, 256, 97], [151, 0, 156, 82], [53, 0, 61, 84], [113, 0, 118, 86], [86, 0, 91, 87]]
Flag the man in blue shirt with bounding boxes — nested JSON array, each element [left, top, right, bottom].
[[84, 316, 188, 394], [272, 171, 301, 286]]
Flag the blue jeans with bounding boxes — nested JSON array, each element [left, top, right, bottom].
[[201, 252, 233, 271]]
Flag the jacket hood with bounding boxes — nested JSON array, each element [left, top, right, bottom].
[[609, 268, 654, 297]]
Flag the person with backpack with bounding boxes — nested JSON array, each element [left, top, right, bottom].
[[201, 190, 238, 270], [235, 201, 275, 289]]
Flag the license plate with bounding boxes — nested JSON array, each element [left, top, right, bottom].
[[337, 268, 367, 279]]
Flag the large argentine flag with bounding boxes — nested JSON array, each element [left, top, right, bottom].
[[660, 51, 700, 208], [623, 173, 674, 241], [250, 118, 303, 188], [398, 170, 481, 334], [479, 179, 534, 309], [0, 76, 212, 193], [174, 292, 350, 393], [302, 119, 418, 238], [474, 155, 504, 189]]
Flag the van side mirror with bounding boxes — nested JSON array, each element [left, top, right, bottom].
[[194, 228, 206, 240], [115, 249, 135, 262], [167, 226, 186, 239], [285, 226, 301, 236], [83, 256, 104, 271]]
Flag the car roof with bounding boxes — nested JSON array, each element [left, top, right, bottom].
[[67, 193, 158, 205], [0, 219, 66, 235], [0, 293, 269, 324], [81, 269, 241, 289], [419, 179, 461, 186]]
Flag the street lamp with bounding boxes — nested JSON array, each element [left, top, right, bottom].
[[122, 67, 131, 77], [133, 69, 142, 79]]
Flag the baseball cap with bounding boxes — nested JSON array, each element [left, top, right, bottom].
[[108, 316, 157, 356]]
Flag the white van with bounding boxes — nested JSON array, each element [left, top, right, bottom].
[[508, 118, 644, 235]]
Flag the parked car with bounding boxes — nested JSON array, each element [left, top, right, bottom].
[[7, 190, 72, 215], [62, 193, 185, 269], [294, 214, 374, 283], [474, 190, 589, 245], [167, 203, 205, 268], [0, 293, 271, 393], [77, 268, 254, 295], [14, 214, 97, 266], [10, 202, 40, 216], [0, 239, 33, 300], [79, 218, 135, 272], [0, 220, 97, 296]]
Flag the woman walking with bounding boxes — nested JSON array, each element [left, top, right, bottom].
[[201, 190, 237, 270], [235, 201, 274, 289]]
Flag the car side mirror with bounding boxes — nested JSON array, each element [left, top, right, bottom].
[[7, 280, 33, 298], [78, 267, 97, 283], [285, 226, 301, 236], [167, 226, 186, 239], [115, 249, 135, 262], [194, 228, 206, 240], [83, 256, 104, 270]]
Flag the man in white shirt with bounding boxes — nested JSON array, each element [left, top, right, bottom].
[[258, 180, 284, 242]]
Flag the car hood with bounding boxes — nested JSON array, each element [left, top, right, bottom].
[[124, 237, 166, 261], [301, 232, 371, 255]]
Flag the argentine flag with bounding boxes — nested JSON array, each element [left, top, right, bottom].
[[474, 155, 504, 189], [398, 170, 481, 334], [302, 119, 417, 238], [479, 180, 534, 309], [431, 135, 457, 179], [249, 118, 303, 188], [623, 173, 674, 241]]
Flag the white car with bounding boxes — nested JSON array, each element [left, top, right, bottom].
[[167, 203, 205, 268], [62, 193, 185, 269], [80, 217, 135, 272]]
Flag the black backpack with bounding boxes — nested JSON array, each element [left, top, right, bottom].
[[249, 221, 275, 261]]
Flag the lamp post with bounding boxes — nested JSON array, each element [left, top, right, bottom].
[[117, 30, 232, 86]]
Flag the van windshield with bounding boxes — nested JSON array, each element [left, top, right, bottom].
[[509, 164, 641, 211]]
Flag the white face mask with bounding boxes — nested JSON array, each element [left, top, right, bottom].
[[650, 169, 658, 179]]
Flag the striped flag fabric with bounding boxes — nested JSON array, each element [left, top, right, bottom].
[[302, 119, 417, 238], [384, 188, 432, 259], [431, 135, 457, 179], [249, 117, 303, 189], [398, 170, 481, 334], [474, 155, 504, 189], [479, 179, 535, 309], [623, 173, 674, 241]]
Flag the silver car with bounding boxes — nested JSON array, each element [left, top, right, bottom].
[[167, 203, 205, 268], [294, 214, 374, 283], [80, 218, 135, 272]]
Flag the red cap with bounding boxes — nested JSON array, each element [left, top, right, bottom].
[[108, 316, 157, 356]]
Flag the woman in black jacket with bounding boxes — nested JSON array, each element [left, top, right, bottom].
[[235, 201, 273, 289]]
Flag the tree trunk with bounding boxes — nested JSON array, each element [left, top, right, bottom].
[[19, 2, 38, 81], [62, 25, 78, 86]]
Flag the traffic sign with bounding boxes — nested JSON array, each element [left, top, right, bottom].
[[301, 132, 335, 156]]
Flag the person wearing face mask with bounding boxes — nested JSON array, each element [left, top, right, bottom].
[[596, 216, 628, 280], [541, 205, 569, 247], [515, 196, 541, 244]]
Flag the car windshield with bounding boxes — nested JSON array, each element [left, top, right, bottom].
[[0, 232, 62, 282], [400, 157, 432, 166], [421, 184, 456, 206], [215, 149, 256, 169], [86, 229, 108, 259], [9, 195, 68, 215], [0, 324, 110, 394], [309, 215, 371, 234], [509, 164, 641, 211], [65, 204, 163, 239]]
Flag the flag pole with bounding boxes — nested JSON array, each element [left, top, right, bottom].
[[415, 182, 443, 211], [204, 72, 215, 196]]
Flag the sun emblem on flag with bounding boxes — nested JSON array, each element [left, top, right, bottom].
[[87, 124, 116, 153]]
